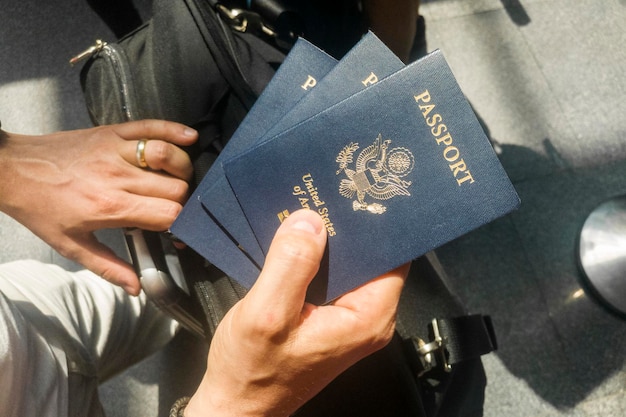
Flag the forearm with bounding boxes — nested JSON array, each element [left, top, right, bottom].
[[0, 129, 76, 223], [0, 122, 9, 212], [0, 128, 30, 217], [0, 126, 6, 210]]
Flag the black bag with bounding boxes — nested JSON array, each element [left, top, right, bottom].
[[76, 1, 495, 416]]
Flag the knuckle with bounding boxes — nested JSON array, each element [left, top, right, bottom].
[[55, 239, 80, 261], [230, 304, 288, 343], [276, 229, 320, 259], [96, 160, 122, 180], [148, 140, 172, 165], [138, 119, 155, 133], [152, 202, 182, 230], [98, 266, 119, 285], [93, 193, 125, 218], [170, 179, 189, 202], [362, 315, 397, 352], [163, 202, 183, 225], [147, 119, 170, 136], [131, 201, 182, 231], [273, 234, 321, 271], [246, 311, 290, 343], [371, 320, 396, 349]]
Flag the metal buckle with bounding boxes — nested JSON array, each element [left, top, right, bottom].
[[216, 4, 276, 37], [411, 319, 452, 377]]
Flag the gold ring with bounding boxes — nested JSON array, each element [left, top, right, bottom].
[[136, 139, 149, 168]]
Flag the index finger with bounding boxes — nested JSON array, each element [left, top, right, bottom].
[[112, 119, 198, 147], [333, 262, 409, 317]]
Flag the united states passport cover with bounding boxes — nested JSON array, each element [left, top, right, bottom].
[[191, 38, 337, 267], [193, 38, 338, 266], [170, 38, 336, 287], [201, 32, 402, 262], [223, 50, 521, 303]]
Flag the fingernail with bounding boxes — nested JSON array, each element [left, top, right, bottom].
[[183, 127, 197, 137], [291, 215, 323, 235], [124, 283, 141, 296]]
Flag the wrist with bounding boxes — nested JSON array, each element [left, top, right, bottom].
[[185, 377, 243, 417], [0, 127, 15, 213], [184, 372, 292, 417], [0, 130, 62, 218], [0, 129, 32, 217]]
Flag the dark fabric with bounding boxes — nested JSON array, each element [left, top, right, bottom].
[[435, 359, 487, 417], [81, 0, 283, 152], [296, 334, 428, 417], [437, 315, 497, 366], [398, 255, 488, 417], [271, 0, 366, 58], [86, 0, 143, 38]]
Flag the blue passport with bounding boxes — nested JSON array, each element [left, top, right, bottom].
[[170, 38, 336, 288], [223, 50, 521, 303], [201, 32, 404, 260], [194, 38, 338, 266]]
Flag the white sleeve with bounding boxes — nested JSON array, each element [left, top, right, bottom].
[[0, 259, 179, 416], [0, 291, 69, 417]]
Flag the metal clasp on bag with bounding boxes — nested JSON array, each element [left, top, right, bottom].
[[411, 319, 452, 377], [69, 39, 107, 66], [215, 4, 276, 37]]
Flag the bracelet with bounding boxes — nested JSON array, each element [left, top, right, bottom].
[[169, 396, 191, 417]]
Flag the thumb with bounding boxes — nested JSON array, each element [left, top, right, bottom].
[[247, 209, 328, 317], [68, 233, 141, 295]]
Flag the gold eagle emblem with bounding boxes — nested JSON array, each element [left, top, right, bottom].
[[336, 134, 414, 214]]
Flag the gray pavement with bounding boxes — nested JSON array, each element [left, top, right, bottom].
[[0, 0, 624, 416], [421, 1, 626, 416]]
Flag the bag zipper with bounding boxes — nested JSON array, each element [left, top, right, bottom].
[[70, 40, 139, 122], [69, 39, 108, 66]]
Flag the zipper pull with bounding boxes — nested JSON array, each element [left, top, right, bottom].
[[69, 40, 107, 66]]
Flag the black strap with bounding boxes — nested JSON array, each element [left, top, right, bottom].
[[193, 276, 248, 336], [436, 314, 497, 366], [403, 314, 497, 379], [185, 0, 258, 110], [176, 247, 248, 338]]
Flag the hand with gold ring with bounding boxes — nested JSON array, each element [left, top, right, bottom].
[[0, 120, 198, 294]]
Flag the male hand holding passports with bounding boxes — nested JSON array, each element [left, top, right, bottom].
[[172, 32, 520, 304]]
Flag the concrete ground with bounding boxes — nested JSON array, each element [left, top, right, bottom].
[[1, 0, 624, 416]]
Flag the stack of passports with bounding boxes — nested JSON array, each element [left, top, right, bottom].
[[171, 32, 520, 304]]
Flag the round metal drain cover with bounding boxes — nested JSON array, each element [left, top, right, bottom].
[[578, 197, 626, 319]]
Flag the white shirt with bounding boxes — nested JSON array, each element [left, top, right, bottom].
[[0, 260, 177, 417]]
